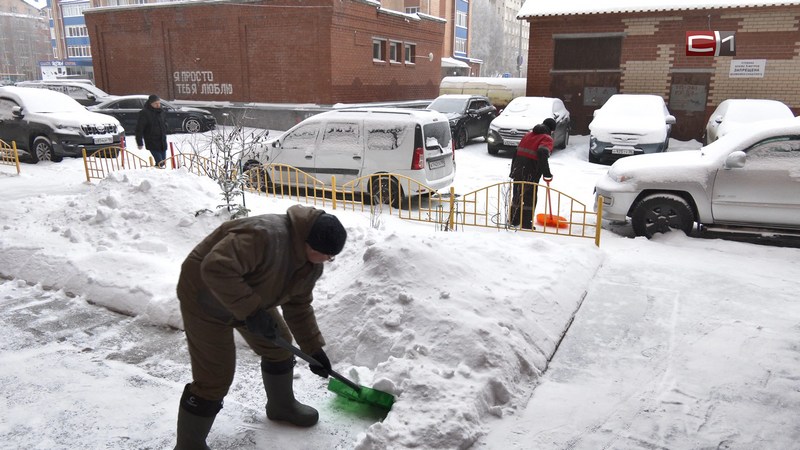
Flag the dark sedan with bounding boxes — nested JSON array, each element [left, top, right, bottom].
[[89, 96, 216, 134]]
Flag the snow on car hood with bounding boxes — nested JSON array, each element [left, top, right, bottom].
[[41, 110, 122, 129], [589, 113, 667, 143], [491, 112, 548, 130], [607, 150, 712, 186]]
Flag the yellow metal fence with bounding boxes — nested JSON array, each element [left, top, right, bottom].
[[82, 151, 603, 246], [0, 139, 21, 175]]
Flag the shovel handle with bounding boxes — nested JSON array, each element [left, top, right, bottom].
[[272, 336, 362, 393]]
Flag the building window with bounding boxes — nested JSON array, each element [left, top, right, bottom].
[[455, 37, 467, 54], [65, 25, 88, 37], [405, 6, 419, 14], [456, 10, 467, 28], [67, 45, 92, 57], [553, 36, 622, 71], [373, 38, 385, 62], [389, 41, 401, 63], [404, 43, 416, 64], [61, 3, 88, 17]]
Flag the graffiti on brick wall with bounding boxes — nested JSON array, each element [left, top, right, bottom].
[[173, 71, 233, 96]]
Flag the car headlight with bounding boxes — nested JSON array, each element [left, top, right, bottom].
[[608, 170, 633, 183]]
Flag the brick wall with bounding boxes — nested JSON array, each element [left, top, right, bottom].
[[84, 0, 443, 104], [525, 6, 800, 139]]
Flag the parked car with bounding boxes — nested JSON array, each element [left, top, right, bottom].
[[704, 99, 794, 145], [244, 108, 456, 205], [595, 119, 800, 238], [486, 96, 570, 155], [15, 80, 115, 106], [88, 95, 217, 134], [426, 94, 497, 149], [588, 94, 676, 165], [0, 86, 123, 163]]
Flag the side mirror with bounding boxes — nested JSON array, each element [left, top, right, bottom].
[[11, 106, 22, 118], [724, 151, 746, 169], [666, 115, 676, 125], [553, 112, 561, 119], [87, 94, 96, 101], [271, 140, 281, 149], [593, 110, 599, 118], [714, 115, 723, 124]]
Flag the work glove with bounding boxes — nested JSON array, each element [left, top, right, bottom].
[[309, 349, 332, 378], [245, 309, 278, 340]]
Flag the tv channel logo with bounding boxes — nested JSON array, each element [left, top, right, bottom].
[[685, 31, 736, 56]]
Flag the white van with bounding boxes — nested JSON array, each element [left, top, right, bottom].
[[246, 108, 456, 198]]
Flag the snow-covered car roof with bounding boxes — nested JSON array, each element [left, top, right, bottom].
[[518, 0, 800, 18], [715, 99, 794, 122], [596, 94, 668, 117], [0, 86, 87, 113]]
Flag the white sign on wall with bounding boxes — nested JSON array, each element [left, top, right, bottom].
[[729, 59, 766, 78]]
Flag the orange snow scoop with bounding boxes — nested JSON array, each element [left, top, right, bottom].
[[536, 179, 568, 229]]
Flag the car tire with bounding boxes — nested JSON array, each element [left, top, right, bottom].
[[588, 151, 600, 164], [183, 118, 202, 133], [31, 136, 62, 163], [369, 176, 402, 208], [487, 145, 499, 155], [558, 131, 570, 150], [455, 127, 468, 150], [631, 193, 695, 238]]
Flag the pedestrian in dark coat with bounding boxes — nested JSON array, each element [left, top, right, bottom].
[[508, 118, 555, 229], [174, 205, 347, 449], [135, 94, 168, 167]]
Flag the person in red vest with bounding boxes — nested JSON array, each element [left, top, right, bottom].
[[508, 118, 556, 229]]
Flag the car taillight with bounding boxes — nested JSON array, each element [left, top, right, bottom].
[[411, 146, 424, 170]]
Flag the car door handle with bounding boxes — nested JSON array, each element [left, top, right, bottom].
[[305, 155, 313, 159], [352, 155, 362, 160]]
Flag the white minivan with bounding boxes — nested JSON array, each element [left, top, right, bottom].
[[245, 107, 456, 199]]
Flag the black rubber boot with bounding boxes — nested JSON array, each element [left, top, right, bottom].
[[261, 358, 319, 427], [175, 383, 223, 450]]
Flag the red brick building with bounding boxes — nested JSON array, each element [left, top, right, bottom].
[[84, 0, 445, 104], [518, 1, 800, 140]]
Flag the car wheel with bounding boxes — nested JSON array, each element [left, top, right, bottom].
[[183, 118, 202, 133], [455, 127, 468, 149], [631, 194, 695, 238], [558, 131, 570, 150], [369, 176, 401, 208], [31, 136, 62, 163], [487, 145, 499, 155], [588, 151, 600, 164]]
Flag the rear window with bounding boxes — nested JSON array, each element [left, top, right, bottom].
[[423, 121, 452, 148]]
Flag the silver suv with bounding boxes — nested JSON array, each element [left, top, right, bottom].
[[595, 119, 800, 238], [0, 86, 123, 163]]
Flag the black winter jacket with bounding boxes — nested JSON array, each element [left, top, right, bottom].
[[135, 104, 168, 152]]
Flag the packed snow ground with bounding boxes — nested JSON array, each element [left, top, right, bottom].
[[1, 132, 799, 449]]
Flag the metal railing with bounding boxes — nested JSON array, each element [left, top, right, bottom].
[[0, 139, 21, 175], [82, 146, 153, 182]]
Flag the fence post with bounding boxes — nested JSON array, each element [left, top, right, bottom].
[[448, 186, 455, 231], [594, 195, 604, 247], [82, 148, 90, 182], [331, 175, 337, 210], [170, 142, 176, 169], [120, 135, 126, 168], [13, 141, 20, 175]]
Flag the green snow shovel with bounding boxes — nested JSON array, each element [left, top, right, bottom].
[[272, 336, 395, 411]]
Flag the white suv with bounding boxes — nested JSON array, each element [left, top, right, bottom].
[[0, 86, 123, 163]]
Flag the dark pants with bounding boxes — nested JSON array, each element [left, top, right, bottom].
[[149, 149, 166, 166], [509, 158, 543, 229]]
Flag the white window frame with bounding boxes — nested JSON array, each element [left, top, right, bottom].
[[455, 37, 467, 54], [65, 25, 88, 37], [373, 38, 386, 62], [404, 43, 416, 64], [456, 10, 467, 28], [61, 3, 88, 17], [389, 41, 402, 63], [67, 45, 92, 58], [405, 6, 419, 14]]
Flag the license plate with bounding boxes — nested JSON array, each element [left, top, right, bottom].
[[94, 136, 114, 144], [503, 139, 520, 146], [428, 159, 445, 170], [611, 148, 635, 155]]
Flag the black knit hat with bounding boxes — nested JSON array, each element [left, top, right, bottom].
[[306, 213, 347, 256], [147, 94, 160, 104], [542, 118, 557, 134]]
